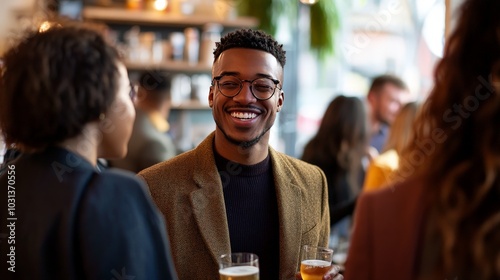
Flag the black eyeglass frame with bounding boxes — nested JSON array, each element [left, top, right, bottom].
[[211, 75, 282, 101]]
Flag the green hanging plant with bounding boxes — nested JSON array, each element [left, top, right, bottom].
[[235, 0, 340, 57], [310, 0, 340, 57], [235, 0, 278, 35]]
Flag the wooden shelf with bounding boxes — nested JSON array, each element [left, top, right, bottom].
[[83, 6, 258, 28], [124, 60, 212, 73]]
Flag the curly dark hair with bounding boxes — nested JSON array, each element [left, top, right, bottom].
[[0, 24, 121, 151], [213, 29, 286, 67], [404, 0, 500, 278]]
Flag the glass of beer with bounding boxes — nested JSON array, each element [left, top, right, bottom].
[[300, 245, 333, 280], [219, 252, 259, 280]]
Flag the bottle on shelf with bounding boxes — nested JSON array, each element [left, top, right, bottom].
[[169, 32, 185, 61], [199, 23, 223, 66], [138, 31, 156, 62], [184, 27, 199, 64], [124, 26, 141, 61]]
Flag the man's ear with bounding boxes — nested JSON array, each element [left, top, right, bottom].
[[277, 90, 284, 112], [208, 86, 214, 107], [367, 91, 378, 105]]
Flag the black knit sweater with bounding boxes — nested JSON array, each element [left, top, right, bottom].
[[215, 151, 280, 280]]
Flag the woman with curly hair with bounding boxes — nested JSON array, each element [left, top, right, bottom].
[[0, 24, 177, 279], [345, 0, 500, 279]]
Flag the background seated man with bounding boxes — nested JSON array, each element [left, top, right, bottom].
[[110, 70, 177, 173]]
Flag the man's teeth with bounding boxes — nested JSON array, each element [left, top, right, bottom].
[[231, 112, 257, 119]]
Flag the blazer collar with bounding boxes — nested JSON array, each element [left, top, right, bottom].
[[190, 132, 231, 266], [270, 148, 303, 279]]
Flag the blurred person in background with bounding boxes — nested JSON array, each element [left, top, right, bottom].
[[362, 101, 419, 192], [109, 70, 177, 173], [367, 74, 410, 154], [345, 0, 500, 279], [301, 95, 369, 243], [0, 24, 177, 279]]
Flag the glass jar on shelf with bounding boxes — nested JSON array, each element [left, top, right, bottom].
[[199, 23, 223, 66], [184, 27, 199, 64]]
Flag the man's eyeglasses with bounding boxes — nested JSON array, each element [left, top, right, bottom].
[[212, 75, 281, 101]]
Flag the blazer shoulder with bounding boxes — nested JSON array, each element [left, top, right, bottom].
[[270, 149, 326, 190], [274, 150, 325, 174], [140, 149, 196, 175], [272, 150, 322, 171], [139, 133, 215, 180]]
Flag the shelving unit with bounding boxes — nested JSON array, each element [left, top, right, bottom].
[[83, 6, 258, 28], [124, 60, 211, 74]]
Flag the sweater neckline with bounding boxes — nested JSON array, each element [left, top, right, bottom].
[[214, 150, 271, 177]]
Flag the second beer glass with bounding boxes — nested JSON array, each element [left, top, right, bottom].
[[219, 253, 259, 280], [300, 245, 333, 280]]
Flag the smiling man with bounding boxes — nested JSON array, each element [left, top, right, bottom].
[[139, 29, 340, 280]]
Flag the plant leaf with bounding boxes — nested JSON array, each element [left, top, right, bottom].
[[310, 0, 340, 58]]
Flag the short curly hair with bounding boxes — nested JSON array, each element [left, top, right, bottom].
[[213, 29, 286, 67], [0, 24, 121, 151]]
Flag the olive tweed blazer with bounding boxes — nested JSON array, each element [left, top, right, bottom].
[[139, 132, 330, 280]]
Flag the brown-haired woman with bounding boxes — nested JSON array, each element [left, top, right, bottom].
[[0, 24, 177, 279], [301, 95, 369, 229], [345, 0, 500, 279]]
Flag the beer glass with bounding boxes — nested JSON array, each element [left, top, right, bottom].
[[300, 245, 333, 280], [219, 253, 259, 280]]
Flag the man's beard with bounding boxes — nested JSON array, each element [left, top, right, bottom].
[[375, 110, 390, 126], [215, 121, 272, 150]]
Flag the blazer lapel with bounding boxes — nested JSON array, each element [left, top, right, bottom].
[[270, 148, 303, 279], [190, 134, 231, 267]]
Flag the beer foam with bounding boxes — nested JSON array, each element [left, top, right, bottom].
[[219, 266, 259, 276], [301, 260, 331, 267]]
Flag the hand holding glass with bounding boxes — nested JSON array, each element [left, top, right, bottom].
[[300, 245, 333, 280], [219, 253, 259, 280]]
